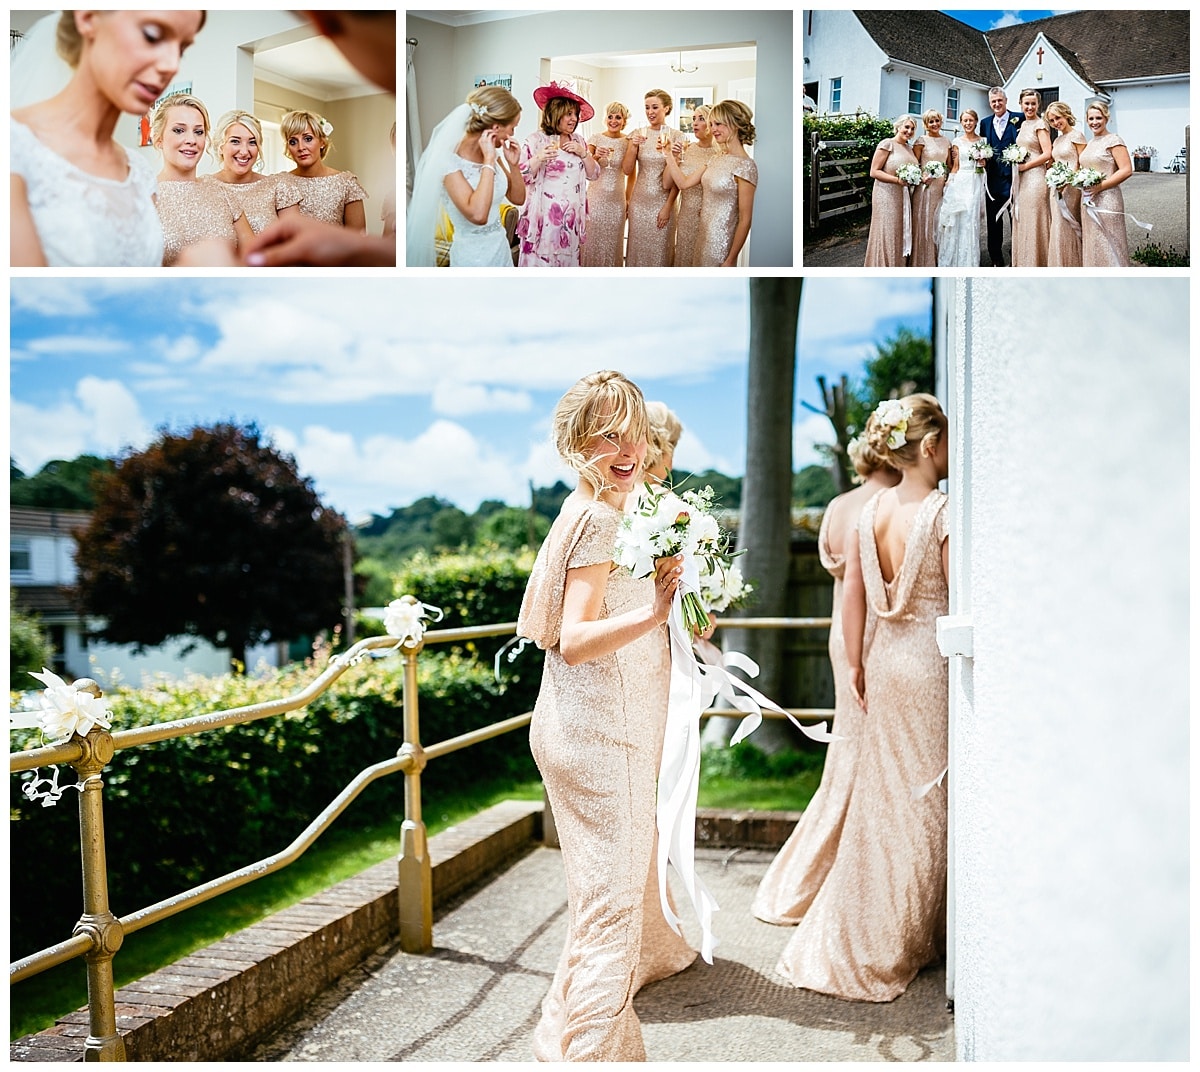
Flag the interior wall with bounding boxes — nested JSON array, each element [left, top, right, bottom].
[[406, 10, 793, 266]]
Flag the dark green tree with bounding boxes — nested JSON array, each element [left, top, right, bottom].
[[9, 592, 54, 689], [475, 506, 550, 551], [10, 454, 115, 510], [74, 423, 348, 671]]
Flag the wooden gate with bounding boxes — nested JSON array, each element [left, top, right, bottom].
[[806, 133, 871, 233]]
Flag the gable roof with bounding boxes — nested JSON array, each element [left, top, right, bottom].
[[853, 10, 1000, 85], [986, 10, 1189, 83], [851, 9, 1189, 89]]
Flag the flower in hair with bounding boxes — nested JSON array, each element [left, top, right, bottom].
[[469, 102, 489, 119], [873, 400, 912, 450], [319, 119, 333, 136]]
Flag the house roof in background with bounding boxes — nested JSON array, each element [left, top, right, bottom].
[[10, 508, 91, 537], [852, 10, 1001, 85], [11, 585, 79, 618]]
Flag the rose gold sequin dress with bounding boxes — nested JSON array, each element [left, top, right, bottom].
[[1079, 133, 1131, 267], [1048, 127, 1086, 268], [155, 180, 243, 267], [692, 153, 757, 267], [777, 489, 948, 1002], [1011, 117, 1051, 267], [283, 170, 367, 226], [672, 141, 721, 267], [752, 502, 865, 924], [625, 134, 677, 266], [863, 138, 919, 267], [519, 492, 697, 1061], [201, 174, 302, 234], [910, 134, 951, 267], [582, 134, 630, 267]]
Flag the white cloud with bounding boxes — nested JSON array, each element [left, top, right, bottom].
[[793, 413, 835, 470], [674, 427, 735, 477], [431, 381, 533, 416], [989, 12, 1025, 29]]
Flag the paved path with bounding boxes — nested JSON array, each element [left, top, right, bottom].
[[250, 847, 954, 1062], [803, 171, 1187, 267]]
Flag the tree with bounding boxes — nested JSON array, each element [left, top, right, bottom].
[[10, 592, 54, 689], [10, 454, 115, 510], [74, 423, 348, 671], [475, 506, 550, 551]]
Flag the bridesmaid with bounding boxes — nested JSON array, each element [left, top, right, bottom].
[[623, 89, 680, 266], [910, 109, 951, 267], [753, 434, 899, 927], [1010, 88, 1052, 267], [660, 99, 757, 267], [583, 101, 633, 267], [202, 109, 302, 234], [280, 109, 367, 230], [152, 94, 252, 267], [671, 104, 721, 267], [863, 115, 920, 267], [1079, 102, 1134, 267], [519, 371, 696, 1061], [777, 395, 949, 1002], [1045, 102, 1087, 268]]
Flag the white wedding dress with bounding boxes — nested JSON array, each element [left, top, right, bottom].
[[936, 135, 984, 268], [442, 155, 513, 267]]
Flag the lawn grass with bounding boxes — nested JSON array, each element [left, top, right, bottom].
[[10, 745, 820, 1041]]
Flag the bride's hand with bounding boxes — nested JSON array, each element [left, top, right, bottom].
[[478, 130, 498, 164], [651, 554, 683, 624], [500, 137, 520, 166]]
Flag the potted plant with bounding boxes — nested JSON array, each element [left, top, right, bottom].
[[1133, 145, 1157, 173]]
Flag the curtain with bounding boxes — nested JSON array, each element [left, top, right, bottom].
[[406, 38, 422, 204]]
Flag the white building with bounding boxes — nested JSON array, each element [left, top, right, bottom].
[[933, 277, 1189, 1059], [804, 9, 1189, 170]]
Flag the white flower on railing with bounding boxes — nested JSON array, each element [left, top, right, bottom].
[[383, 599, 444, 646], [28, 668, 113, 742]]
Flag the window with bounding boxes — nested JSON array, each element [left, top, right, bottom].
[[11, 539, 31, 579], [946, 87, 960, 121], [830, 77, 842, 113], [908, 79, 923, 114]]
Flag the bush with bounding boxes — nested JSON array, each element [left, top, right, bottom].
[[803, 112, 896, 184], [10, 593, 54, 689], [1131, 241, 1189, 267], [9, 650, 538, 960]]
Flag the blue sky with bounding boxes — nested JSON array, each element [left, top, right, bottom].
[[9, 277, 933, 522], [940, 10, 1070, 31]]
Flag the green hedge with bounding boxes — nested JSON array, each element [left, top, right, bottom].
[[9, 649, 538, 960], [803, 113, 897, 194]]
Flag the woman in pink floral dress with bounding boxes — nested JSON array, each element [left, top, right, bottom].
[[516, 83, 600, 267]]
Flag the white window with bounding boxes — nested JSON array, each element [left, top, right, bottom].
[[908, 79, 924, 114], [830, 77, 842, 113], [946, 87, 960, 121]]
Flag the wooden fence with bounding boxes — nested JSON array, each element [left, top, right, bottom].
[[805, 133, 872, 233]]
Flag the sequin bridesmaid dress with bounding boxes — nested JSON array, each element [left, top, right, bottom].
[[691, 153, 757, 267], [1011, 117, 1051, 267], [1047, 127, 1087, 268], [519, 493, 697, 1060], [155, 180, 244, 266], [625, 133, 677, 266], [752, 503, 865, 925], [672, 141, 721, 267], [582, 134, 630, 267], [777, 489, 948, 1002], [283, 170, 367, 226], [863, 138, 919, 267], [1079, 133, 1132, 267], [201, 173, 302, 234], [910, 133, 950, 267]]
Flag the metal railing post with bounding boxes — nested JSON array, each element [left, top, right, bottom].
[[396, 599, 432, 953], [70, 680, 127, 1062]]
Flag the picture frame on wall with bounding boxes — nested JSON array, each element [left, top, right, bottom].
[[473, 73, 512, 91], [675, 87, 713, 134]]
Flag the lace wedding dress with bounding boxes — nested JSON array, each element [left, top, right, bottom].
[[936, 136, 984, 268]]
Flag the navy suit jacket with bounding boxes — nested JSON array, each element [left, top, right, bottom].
[[984, 110, 1024, 201]]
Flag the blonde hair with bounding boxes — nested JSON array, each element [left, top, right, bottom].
[[281, 109, 332, 160], [645, 401, 683, 474], [960, 108, 980, 126], [1086, 100, 1111, 122], [865, 393, 947, 469], [893, 113, 917, 136], [463, 85, 521, 134], [921, 109, 944, 128], [540, 96, 580, 136], [710, 99, 756, 145], [692, 104, 714, 127], [57, 10, 207, 68], [847, 435, 889, 480], [645, 88, 673, 114], [605, 101, 630, 127], [553, 371, 648, 497], [151, 94, 211, 151], [1044, 101, 1076, 128], [215, 109, 263, 152]]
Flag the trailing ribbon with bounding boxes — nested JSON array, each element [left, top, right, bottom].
[[655, 560, 839, 963], [902, 186, 913, 257], [21, 766, 101, 808], [1081, 190, 1153, 234], [912, 765, 948, 801], [1056, 191, 1082, 236], [1009, 163, 1021, 222]]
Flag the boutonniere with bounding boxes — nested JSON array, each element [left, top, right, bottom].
[[1009, 115, 1021, 126]]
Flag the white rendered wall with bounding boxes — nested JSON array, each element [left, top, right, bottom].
[[947, 278, 1189, 1060], [803, 9, 885, 117], [407, 9, 792, 267], [1101, 81, 1191, 172]]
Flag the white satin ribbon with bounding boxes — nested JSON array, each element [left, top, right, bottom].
[[655, 571, 839, 963], [902, 186, 913, 257], [1009, 163, 1020, 222], [1081, 191, 1153, 233], [912, 765, 948, 800], [1056, 191, 1082, 235]]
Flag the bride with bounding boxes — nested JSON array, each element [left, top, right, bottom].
[[936, 109, 986, 268]]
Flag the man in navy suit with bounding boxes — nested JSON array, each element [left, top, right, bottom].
[[983, 86, 1023, 266]]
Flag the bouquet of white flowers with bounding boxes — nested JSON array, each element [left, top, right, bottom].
[[922, 160, 947, 179], [1045, 160, 1075, 192], [1072, 166, 1104, 189], [614, 483, 733, 636], [966, 141, 993, 173], [699, 559, 753, 614], [895, 163, 923, 187], [1001, 144, 1028, 166]]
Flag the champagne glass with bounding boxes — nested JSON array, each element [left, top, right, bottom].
[[658, 127, 672, 155]]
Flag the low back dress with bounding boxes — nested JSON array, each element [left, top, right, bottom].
[[442, 156, 513, 267]]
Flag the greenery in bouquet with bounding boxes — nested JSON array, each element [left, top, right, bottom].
[[966, 141, 993, 172], [922, 160, 947, 179], [895, 163, 923, 187], [1045, 160, 1075, 192], [1000, 144, 1028, 166], [1071, 166, 1103, 190]]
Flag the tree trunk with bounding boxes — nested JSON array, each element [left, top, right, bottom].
[[707, 279, 802, 752]]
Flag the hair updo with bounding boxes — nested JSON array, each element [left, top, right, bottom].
[[864, 393, 947, 469], [57, 10, 207, 68], [1044, 101, 1076, 128], [281, 109, 333, 159], [847, 434, 889, 481], [464, 85, 522, 134], [645, 88, 673, 114], [645, 401, 683, 474], [553, 371, 648, 497], [151, 93, 212, 151], [710, 99, 756, 145]]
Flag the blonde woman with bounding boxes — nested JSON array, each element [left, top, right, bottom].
[[671, 104, 722, 267], [152, 94, 252, 267], [1045, 101, 1087, 268], [582, 101, 633, 267], [519, 371, 697, 1060], [644, 400, 684, 483], [1010, 88, 1053, 267], [623, 89, 680, 266], [910, 109, 951, 267], [280, 109, 367, 230], [10, 10, 205, 266], [1079, 101, 1135, 267], [660, 99, 758, 267], [202, 109, 303, 234], [863, 115, 920, 267], [936, 109, 986, 267]]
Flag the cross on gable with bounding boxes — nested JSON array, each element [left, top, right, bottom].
[[1037, 46, 1045, 63]]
